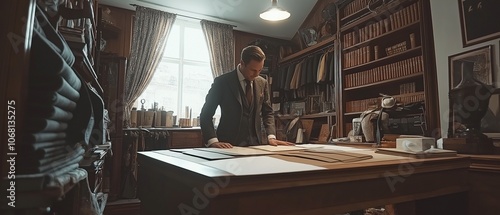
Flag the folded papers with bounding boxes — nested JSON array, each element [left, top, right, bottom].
[[282, 148, 373, 163], [375, 147, 456, 158], [186, 146, 373, 163]]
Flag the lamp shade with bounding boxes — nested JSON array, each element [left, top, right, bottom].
[[259, 0, 290, 21]]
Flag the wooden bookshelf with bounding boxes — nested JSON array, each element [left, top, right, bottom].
[[337, 0, 439, 138]]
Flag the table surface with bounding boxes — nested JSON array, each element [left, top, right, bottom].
[[137, 144, 473, 215]]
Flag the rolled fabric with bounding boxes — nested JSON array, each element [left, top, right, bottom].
[[29, 91, 77, 111], [30, 76, 80, 102], [25, 118, 69, 132]]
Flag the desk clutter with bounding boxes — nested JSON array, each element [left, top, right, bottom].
[[375, 137, 457, 158], [129, 101, 200, 128], [170, 144, 373, 163]]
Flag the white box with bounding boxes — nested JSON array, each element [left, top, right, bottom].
[[396, 137, 435, 152]]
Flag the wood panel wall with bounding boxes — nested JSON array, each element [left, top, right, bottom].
[[99, 5, 134, 58], [233, 30, 289, 66], [292, 0, 337, 50]]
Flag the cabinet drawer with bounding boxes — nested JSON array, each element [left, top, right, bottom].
[[169, 130, 203, 148]]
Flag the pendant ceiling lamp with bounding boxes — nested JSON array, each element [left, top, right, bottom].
[[259, 0, 290, 21]]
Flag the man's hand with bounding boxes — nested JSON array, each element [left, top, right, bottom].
[[268, 138, 294, 146], [210, 142, 233, 148]]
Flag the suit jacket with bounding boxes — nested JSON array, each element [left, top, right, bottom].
[[200, 70, 276, 145]]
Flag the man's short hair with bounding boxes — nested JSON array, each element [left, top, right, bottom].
[[241, 45, 266, 65]]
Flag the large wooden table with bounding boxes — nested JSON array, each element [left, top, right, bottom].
[[136, 146, 477, 215]]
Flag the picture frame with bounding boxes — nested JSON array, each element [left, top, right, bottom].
[[448, 45, 493, 89], [458, 0, 500, 47], [307, 95, 321, 114], [481, 91, 500, 138], [299, 27, 318, 47]]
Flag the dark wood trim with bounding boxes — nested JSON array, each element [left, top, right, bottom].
[[419, 0, 440, 138], [1, 0, 35, 176]]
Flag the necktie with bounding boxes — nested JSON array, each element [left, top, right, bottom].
[[245, 80, 253, 105]]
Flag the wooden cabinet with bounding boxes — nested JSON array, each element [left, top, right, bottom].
[[270, 0, 438, 141], [275, 112, 336, 143], [337, 0, 439, 138], [115, 128, 202, 200], [97, 54, 126, 200], [272, 36, 336, 142], [168, 128, 204, 149], [463, 154, 500, 215]]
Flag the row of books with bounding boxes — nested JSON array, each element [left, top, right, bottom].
[[400, 82, 416, 94], [343, 18, 391, 48], [343, 45, 372, 68], [345, 92, 424, 113], [59, 26, 85, 43], [344, 32, 418, 68], [342, 0, 371, 18], [389, 2, 420, 31], [345, 97, 379, 113], [385, 41, 407, 56], [344, 56, 423, 88], [342, 1, 420, 49], [60, 0, 92, 28], [393, 92, 425, 105]]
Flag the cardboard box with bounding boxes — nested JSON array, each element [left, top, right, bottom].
[[396, 137, 435, 152]]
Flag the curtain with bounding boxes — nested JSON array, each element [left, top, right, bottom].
[[123, 6, 176, 127], [200, 20, 235, 78]]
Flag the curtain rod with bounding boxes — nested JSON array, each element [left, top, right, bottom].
[[129, 4, 237, 27]]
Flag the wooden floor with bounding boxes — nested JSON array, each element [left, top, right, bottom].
[[104, 198, 141, 215]]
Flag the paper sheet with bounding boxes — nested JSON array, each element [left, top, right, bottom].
[[249, 145, 307, 152], [201, 156, 325, 175], [196, 146, 273, 156]]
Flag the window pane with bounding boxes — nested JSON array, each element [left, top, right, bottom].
[[136, 18, 220, 127], [137, 62, 179, 112], [181, 64, 213, 119], [164, 25, 180, 58], [184, 27, 209, 61]]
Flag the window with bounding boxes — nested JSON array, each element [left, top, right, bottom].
[[136, 18, 220, 125]]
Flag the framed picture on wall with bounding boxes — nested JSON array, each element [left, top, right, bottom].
[[458, 0, 500, 47], [482, 91, 500, 138], [448, 45, 493, 89], [299, 27, 318, 47]]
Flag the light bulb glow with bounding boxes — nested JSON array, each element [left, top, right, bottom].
[[260, 7, 290, 21]]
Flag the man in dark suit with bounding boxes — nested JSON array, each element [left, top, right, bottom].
[[200, 45, 293, 148]]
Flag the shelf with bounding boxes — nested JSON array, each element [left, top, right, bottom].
[[276, 112, 336, 120], [279, 36, 335, 64], [302, 112, 336, 118], [341, 0, 415, 31], [343, 46, 422, 72], [335, 0, 439, 140], [339, 0, 394, 25], [344, 72, 423, 91], [343, 91, 425, 116], [343, 21, 420, 52], [343, 110, 424, 117], [100, 20, 121, 39], [344, 111, 363, 116]]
